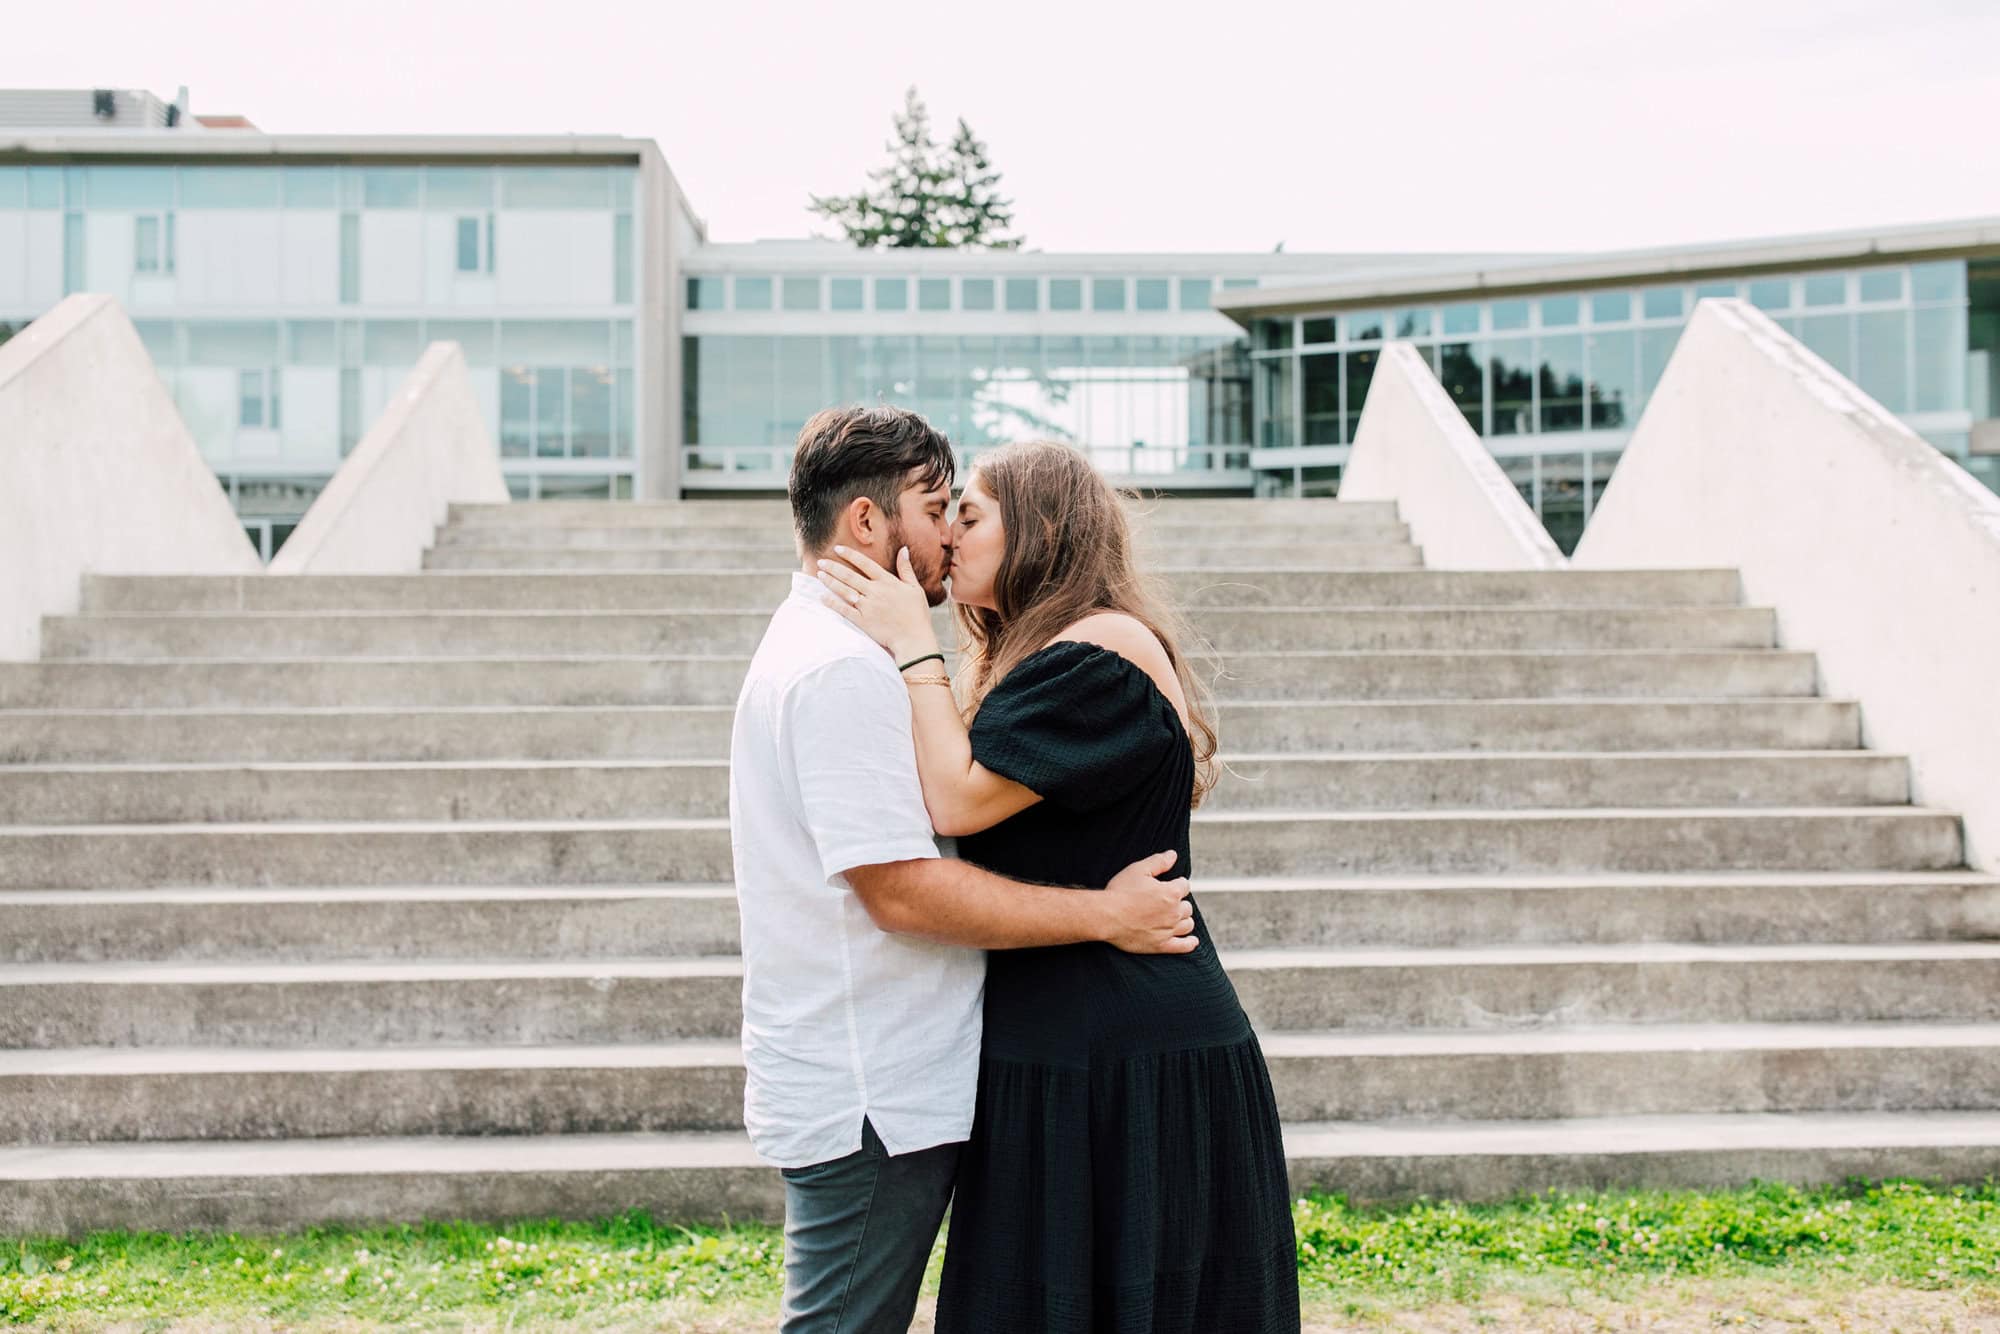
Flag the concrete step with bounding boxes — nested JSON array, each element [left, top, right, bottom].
[[443, 497, 1392, 527], [0, 760, 735, 824], [0, 751, 1913, 825], [80, 569, 1746, 614], [10, 871, 1996, 965], [1206, 751, 1908, 811], [16, 1110, 2000, 1235], [0, 806, 1963, 891], [1264, 1023, 2000, 1123], [0, 706, 738, 763], [422, 542, 1431, 571], [1282, 1110, 2000, 1204], [450, 500, 800, 525], [1, 885, 748, 963], [0, 1131, 779, 1235], [0, 699, 1862, 763], [1189, 807, 1963, 877], [40, 606, 1777, 659], [0, 650, 1824, 711], [11, 942, 2000, 1049], [14, 1022, 2000, 1146], [426, 519, 1418, 549]]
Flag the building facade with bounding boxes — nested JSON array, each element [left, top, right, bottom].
[[0, 127, 694, 556], [1218, 223, 2000, 549], [3, 91, 1998, 556]]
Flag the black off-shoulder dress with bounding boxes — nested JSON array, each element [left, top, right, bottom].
[[933, 640, 1299, 1334]]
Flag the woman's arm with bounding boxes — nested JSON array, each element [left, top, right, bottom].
[[817, 546, 1043, 836]]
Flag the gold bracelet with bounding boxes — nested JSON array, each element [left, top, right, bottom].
[[902, 673, 952, 688]]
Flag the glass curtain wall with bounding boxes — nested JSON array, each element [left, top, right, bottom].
[[684, 333, 1251, 476], [1248, 260, 1982, 545], [0, 162, 643, 527]]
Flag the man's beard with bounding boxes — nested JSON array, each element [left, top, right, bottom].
[[886, 521, 950, 607]]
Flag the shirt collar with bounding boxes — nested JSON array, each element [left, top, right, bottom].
[[788, 571, 881, 647]]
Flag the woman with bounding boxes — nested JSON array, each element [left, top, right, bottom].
[[815, 440, 1299, 1333]]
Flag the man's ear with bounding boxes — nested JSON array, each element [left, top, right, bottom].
[[842, 494, 880, 545]]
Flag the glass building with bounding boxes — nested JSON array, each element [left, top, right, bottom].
[[3, 99, 1997, 557], [1219, 225, 2000, 551], [674, 244, 1489, 490], [0, 134, 691, 557]]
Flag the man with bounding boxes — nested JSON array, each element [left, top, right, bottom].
[[730, 405, 1198, 1333]]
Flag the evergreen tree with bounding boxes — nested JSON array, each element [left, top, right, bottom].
[[939, 118, 1021, 250], [809, 88, 1022, 250]]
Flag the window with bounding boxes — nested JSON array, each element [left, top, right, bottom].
[[1859, 270, 1903, 303], [1301, 318, 1336, 345], [1490, 300, 1530, 332], [339, 214, 360, 303], [1092, 278, 1127, 311], [1803, 273, 1846, 307], [455, 217, 482, 272], [782, 277, 820, 311], [875, 277, 908, 311], [1590, 292, 1632, 324], [1441, 303, 1481, 336], [1394, 308, 1432, 337], [1747, 279, 1792, 311], [830, 277, 864, 311], [687, 276, 724, 310], [1049, 278, 1082, 311], [1911, 262, 1966, 303], [1180, 278, 1212, 310], [735, 277, 773, 310], [918, 278, 951, 311], [360, 169, 421, 208], [238, 369, 279, 429], [1135, 278, 1170, 311], [613, 214, 630, 302], [1347, 311, 1388, 341], [962, 278, 995, 311], [1005, 277, 1039, 311], [133, 213, 173, 274], [1641, 287, 1684, 320], [1539, 296, 1580, 328]]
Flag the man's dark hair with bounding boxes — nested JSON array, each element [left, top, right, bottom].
[[789, 406, 956, 553]]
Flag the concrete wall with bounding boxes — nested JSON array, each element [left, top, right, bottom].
[[1575, 298, 2000, 871], [268, 342, 505, 574], [1341, 341, 1565, 570], [0, 294, 259, 661]]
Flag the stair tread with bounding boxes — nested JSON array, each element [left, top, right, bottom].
[[0, 749, 1912, 773], [14, 1020, 2000, 1079], [5, 869, 1992, 905], [14, 1110, 2000, 1182], [14, 940, 2000, 984], [1284, 1109, 2000, 1157]]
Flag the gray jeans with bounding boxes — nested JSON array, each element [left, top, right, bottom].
[[779, 1118, 961, 1334]]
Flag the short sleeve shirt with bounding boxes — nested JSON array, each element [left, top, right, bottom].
[[728, 573, 985, 1168]]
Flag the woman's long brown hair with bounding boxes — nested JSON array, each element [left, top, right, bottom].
[[954, 440, 1220, 807]]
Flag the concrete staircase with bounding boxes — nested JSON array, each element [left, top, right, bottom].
[[5, 497, 2000, 1235]]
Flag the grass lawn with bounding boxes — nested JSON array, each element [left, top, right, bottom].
[[6, 1179, 2000, 1330]]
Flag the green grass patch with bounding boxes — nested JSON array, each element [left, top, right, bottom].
[[4, 1178, 2000, 1326]]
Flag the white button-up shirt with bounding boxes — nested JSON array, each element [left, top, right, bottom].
[[728, 572, 985, 1169]]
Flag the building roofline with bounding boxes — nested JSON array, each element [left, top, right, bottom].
[[681, 243, 1542, 274], [1213, 215, 2000, 324], [0, 132, 656, 163]]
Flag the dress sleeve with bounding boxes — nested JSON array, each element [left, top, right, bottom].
[[968, 640, 1179, 812]]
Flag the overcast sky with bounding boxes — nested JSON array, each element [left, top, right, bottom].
[[7, 0, 1996, 257]]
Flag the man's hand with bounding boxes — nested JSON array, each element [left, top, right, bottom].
[[1097, 850, 1198, 955]]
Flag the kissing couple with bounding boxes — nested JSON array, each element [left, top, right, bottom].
[[730, 406, 1299, 1332]]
